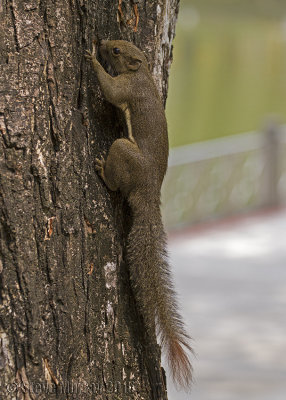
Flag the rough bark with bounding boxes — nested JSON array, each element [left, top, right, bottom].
[[0, 1, 179, 399]]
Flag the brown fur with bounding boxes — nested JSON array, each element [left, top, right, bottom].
[[86, 40, 193, 387]]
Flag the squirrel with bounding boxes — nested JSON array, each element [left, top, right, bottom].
[[85, 40, 193, 388]]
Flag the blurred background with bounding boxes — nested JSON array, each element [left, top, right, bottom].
[[162, 0, 286, 398]]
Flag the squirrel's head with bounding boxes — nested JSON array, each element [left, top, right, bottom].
[[99, 40, 148, 74]]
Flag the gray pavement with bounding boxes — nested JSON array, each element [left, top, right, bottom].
[[166, 210, 286, 400]]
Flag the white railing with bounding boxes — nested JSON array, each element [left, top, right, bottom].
[[162, 123, 286, 229]]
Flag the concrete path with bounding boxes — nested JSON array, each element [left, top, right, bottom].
[[166, 210, 286, 400]]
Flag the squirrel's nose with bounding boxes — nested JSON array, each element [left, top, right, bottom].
[[93, 37, 105, 47], [99, 39, 107, 47]]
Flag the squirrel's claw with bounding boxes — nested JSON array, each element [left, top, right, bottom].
[[85, 50, 94, 60], [95, 156, 105, 168]]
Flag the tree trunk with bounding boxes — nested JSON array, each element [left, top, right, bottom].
[[0, 1, 179, 399]]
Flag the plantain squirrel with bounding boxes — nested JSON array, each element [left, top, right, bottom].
[[85, 40, 192, 387]]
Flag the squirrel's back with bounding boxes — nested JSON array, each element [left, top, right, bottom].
[[127, 68, 169, 181]]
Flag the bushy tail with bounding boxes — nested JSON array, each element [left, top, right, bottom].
[[127, 208, 193, 388]]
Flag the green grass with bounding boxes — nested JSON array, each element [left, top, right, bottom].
[[166, 10, 286, 147], [186, 0, 286, 20]]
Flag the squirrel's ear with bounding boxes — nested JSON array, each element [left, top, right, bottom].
[[127, 56, 142, 71]]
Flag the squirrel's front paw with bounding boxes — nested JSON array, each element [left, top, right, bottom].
[[85, 50, 95, 61], [85, 50, 99, 66]]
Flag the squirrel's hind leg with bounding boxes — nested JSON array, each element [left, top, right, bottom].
[[97, 138, 145, 194]]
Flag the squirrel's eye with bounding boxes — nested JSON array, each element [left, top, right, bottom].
[[112, 47, 120, 55]]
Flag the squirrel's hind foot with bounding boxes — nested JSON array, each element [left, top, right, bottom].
[[95, 156, 106, 180]]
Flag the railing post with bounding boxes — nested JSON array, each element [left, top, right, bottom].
[[263, 120, 280, 208]]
